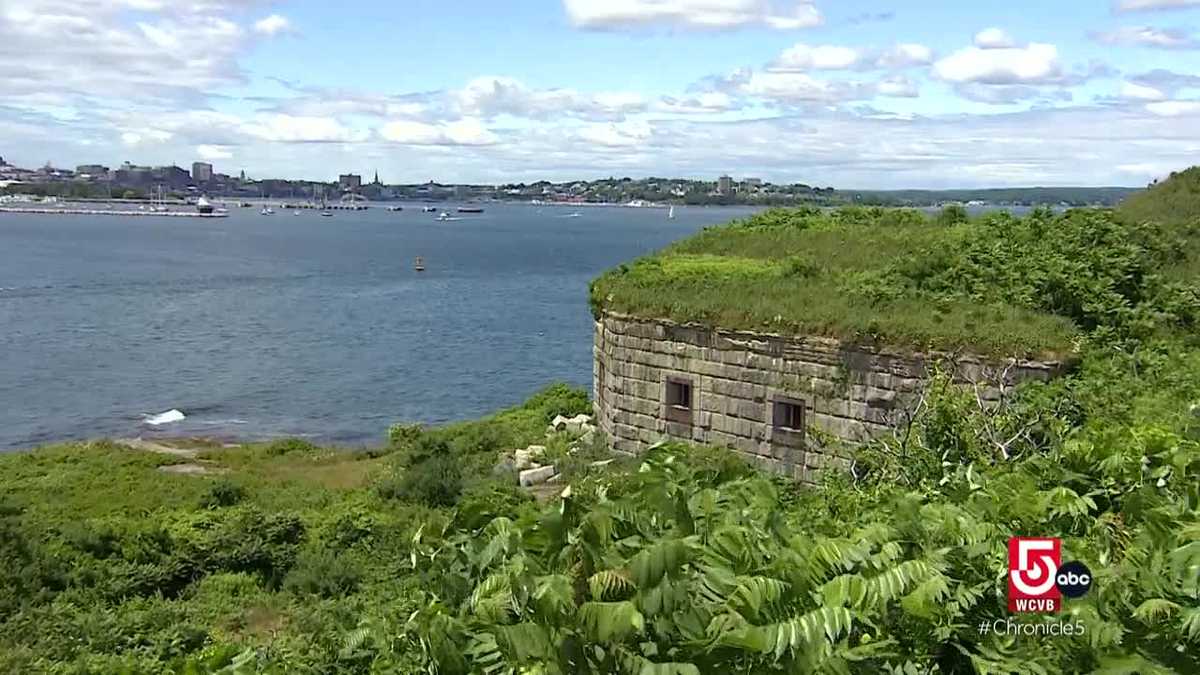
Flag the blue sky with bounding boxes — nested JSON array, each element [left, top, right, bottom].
[[3, 0, 1200, 187]]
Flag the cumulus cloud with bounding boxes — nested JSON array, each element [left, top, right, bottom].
[[574, 120, 653, 147], [974, 27, 1015, 49], [1119, 81, 1169, 100], [0, 0, 258, 101], [1115, 0, 1200, 11], [455, 76, 647, 120], [876, 75, 919, 98], [934, 43, 1063, 85], [196, 144, 234, 159], [1129, 68, 1200, 94], [562, 0, 822, 30], [253, 14, 293, 36], [770, 43, 863, 70], [1146, 100, 1200, 115], [380, 118, 499, 146], [240, 114, 368, 143], [1091, 25, 1200, 48], [876, 43, 934, 68]]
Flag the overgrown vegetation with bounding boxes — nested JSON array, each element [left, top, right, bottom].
[[2, 172, 1200, 672], [590, 201, 1197, 358]]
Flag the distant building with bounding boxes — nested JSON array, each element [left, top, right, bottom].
[[76, 164, 109, 180], [744, 177, 763, 187], [192, 162, 213, 183], [151, 166, 191, 189], [339, 174, 362, 191], [114, 162, 153, 186], [718, 175, 734, 195]]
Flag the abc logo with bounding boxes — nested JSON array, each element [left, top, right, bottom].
[[1055, 560, 1092, 598]]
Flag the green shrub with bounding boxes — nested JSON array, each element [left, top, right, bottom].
[[199, 479, 246, 508], [936, 203, 969, 226], [453, 481, 534, 530], [388, 422, 425, 447], [283, 550, 362, 598], [386, 456, 463, 508], [266, 438, 320, 456]]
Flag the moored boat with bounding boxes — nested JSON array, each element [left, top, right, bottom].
[[457, 206, 484, 213]]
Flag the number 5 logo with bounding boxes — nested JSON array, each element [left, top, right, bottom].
[[1008, 537, 1061, 613]]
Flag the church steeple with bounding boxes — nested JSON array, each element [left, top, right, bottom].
[[373, 170, 381, 185]]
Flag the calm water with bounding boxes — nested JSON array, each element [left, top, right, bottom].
[[0, 203, 759, 449]]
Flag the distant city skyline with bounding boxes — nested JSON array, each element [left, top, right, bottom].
[[3, 1, 1200, 188]]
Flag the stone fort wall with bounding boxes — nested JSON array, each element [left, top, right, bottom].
[[593, 312, 1064, 484]]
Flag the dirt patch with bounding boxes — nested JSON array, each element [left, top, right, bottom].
[[158, 462, 229, 476], [118, 437, 203, 458]]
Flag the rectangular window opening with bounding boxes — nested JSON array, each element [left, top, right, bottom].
[[773, 399, 805, 432], [666, 380, 692, 409]]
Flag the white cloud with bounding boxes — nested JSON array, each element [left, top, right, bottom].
[[380, 118, 498, 146], [934, 43, 1062, 85], [574, 120, 653, 147], [1119, 81, 1168, 100], [1115, 0, 1200, 11], [771, 43, 863, 70], [731, 70, 853, 103], [253, 14, 292, 36], [0, 1, 254, 100], [455, 76, 647, 120], [877, 75, 919, 98], [562, 0, 822, 30], [241, 114, 369, 143], [196, 144, 233, 159], [1090, 25, 1199, 49], [876, 43, 934, 68], [1146, 100, 1200, 115], [974, 27, 1015, 49], [654, 91, 737, 113]]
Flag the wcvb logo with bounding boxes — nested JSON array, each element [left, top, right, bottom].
[[1007, 537, 1092, 613]]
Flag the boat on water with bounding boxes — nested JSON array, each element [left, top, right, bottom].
[[196, 196, 214, 215], [294, 210, 301, 216], [320, 210, 334, 217], [387, 205, 404, 212], [437, 211, 451, 221], [414, 256, 425, 272], [457, 206, 484, 214], [565, 212, 582, 218], [261, 207, 274, 215], [668, 205, 675, 219], [422, 205, 438, 213]]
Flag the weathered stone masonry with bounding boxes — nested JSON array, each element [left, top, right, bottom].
[[593, 312, 1065, 484]]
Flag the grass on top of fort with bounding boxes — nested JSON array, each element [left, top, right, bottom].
[[590, 170, 1200, 359]]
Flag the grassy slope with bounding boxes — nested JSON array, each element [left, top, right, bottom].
[[0, 385, 598, 672], [591, 207, 1080, 358]]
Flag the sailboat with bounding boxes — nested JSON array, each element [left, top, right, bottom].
[[668, 205, 675, 219]]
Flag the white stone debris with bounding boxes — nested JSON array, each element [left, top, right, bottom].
[[519, 465, 556, 487]]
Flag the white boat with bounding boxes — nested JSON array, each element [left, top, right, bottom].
[[422, 206, 438, 213], [261, 207, 274, 215], [196, 196, 214, 215], [320, 210, 333, 217], [294, 210, 301, 216], [437, 211, 450, 221], [668, 205, 675, 219]]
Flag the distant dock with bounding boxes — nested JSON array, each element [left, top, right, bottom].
[[0, 207, 228, 218]]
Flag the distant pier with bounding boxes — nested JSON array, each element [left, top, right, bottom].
[[0, 207, 228, 218]]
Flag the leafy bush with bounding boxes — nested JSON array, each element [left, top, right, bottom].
[[199, 479, 246, 508], [382, 455, 463, 507], [266, 438, 320, 456], [283, 550, 362, 598]]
